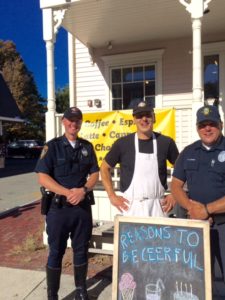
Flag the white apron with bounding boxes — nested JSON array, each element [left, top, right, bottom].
[[123, 133, 167, 217]]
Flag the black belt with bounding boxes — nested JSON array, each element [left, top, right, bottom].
[[51, 195, 73, 208]]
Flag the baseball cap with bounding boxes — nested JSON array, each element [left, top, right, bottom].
[[196, 105, 221, 124], [132, 101, 154, 116], [62, 107, 83, 121]]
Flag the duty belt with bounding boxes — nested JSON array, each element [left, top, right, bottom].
[[51, 195, 73, 208]]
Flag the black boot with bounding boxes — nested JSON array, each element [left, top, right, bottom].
[[46, 266, 61, 300], [74, 263, 89, 300]]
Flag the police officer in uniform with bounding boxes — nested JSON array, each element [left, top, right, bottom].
[[35, 107, 99, 300], [100, 102, 179, 217], [171, 105, 225, 295]]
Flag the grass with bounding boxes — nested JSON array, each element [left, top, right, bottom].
[[10, 229, 46, 255]]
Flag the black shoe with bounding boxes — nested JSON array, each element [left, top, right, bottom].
[[74, 287, 89, 300]]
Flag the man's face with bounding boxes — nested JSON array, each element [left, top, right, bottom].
[[62, 118, 82, 138], [133, 112, 154, 137], [197, 121, 222, 146]]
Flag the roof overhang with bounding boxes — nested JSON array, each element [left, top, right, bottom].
[[0, 117, 24, 122], [40, 0, 225, 49]]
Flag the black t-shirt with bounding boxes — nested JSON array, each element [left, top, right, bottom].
[[104, 132, 179, 192]]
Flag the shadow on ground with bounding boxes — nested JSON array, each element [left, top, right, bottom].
[[0, 158, 38, 178], [62, 266, 112, 300]]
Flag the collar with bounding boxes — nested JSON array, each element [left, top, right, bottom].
[[62, 135, 81, 147], [194, 135, 225, 151]]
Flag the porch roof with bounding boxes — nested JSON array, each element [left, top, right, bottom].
[[40, 0, 225, 48]]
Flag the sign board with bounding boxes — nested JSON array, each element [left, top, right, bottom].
[[79, 108, 175, 165], [113, 216, 211, 300]]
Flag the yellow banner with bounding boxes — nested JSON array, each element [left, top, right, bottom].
[[79, 109, 176, 165]]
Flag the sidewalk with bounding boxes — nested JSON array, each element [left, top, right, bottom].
[[0, 158, 113, 299], [0, 266, 112, 300]]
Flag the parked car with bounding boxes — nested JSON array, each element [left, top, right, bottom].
[[7, 140, 44, 158]]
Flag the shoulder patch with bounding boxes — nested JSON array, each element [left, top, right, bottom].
[[40, 145, 48, 159]]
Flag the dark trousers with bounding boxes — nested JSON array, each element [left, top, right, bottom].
[[46, 204, 92, 268], [211, 223, 225, 279]]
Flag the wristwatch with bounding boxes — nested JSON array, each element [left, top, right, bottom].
[[83, 186, 88, 194]]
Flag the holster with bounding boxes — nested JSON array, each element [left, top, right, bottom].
[[85, 190, 95, 205], [40, 187, 55, 215]]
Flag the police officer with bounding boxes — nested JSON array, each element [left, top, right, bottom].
[[171, 105, 225, 295], [35, 107, 99, 300]]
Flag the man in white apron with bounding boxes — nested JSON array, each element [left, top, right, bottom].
[[100, 101, 179, 217]]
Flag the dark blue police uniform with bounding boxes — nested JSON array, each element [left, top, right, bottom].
[[173, 136, 225, 291], [35, 135, 99, 268]]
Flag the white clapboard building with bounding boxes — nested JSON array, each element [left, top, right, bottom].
[[40, 0, 225, 250]]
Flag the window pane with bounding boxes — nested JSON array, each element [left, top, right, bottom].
[[112, 84, 121, 98], [145, 66, 155, 80], [112, 99, 122, 110], [123, 82, 143, 109], [145, 81, 155, 96], [204, 55, 219, 100], [112, 69, 121, 83], [133, 67, 143, 81], [145, 96, 155, 108], [123, 68, 132, 82], [111, 64, 156, 111]]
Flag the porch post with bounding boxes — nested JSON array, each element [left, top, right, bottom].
[[0, 121, 2, 136], [68, 33, 76, 107], [42, 8, 67, 141], [42, 8, 56, 141], [179, 0, 212, 141]]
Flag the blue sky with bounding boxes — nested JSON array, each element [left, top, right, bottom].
[[0, 0, 68, 99]]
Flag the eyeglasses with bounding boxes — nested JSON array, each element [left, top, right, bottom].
[[135, 113, 153, 120], [197, 122, 218, 129]]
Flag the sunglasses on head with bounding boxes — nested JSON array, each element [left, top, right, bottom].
[[135, 112, 153, 119]]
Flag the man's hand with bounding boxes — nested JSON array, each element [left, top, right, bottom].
[[187, 200, 209, 220], [67, 188, 85, 205], [160, 194, 176, 213], [109, 194, 130, 213]]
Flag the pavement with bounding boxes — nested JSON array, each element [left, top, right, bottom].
[[1, 159, 224, 299], [0, 158, 113, 299], [0, 266, 112, 300]]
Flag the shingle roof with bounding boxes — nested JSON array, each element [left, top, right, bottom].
[[0, 73, 22, 119]]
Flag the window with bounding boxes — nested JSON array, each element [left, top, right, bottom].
[[204, 55, 219, 102], [111, 65, 156, 110], [102, 49, 164, 110]]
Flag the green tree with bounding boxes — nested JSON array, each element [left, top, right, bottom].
[[55, 85, 69, 113], [0, 40, 46, 141]]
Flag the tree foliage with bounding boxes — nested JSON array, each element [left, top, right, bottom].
[[0, 40, 46, 141], [55, 85, 69, 113]]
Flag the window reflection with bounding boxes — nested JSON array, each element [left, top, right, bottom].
[[204, 55, 219, 101]]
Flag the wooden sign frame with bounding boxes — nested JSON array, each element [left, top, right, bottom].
[[112, 215, 212, 300]]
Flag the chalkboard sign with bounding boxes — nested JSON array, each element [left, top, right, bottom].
[[112, 216, 211, 300]]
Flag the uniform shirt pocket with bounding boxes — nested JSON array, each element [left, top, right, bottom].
[[79, 157, 91, 173], [209, 160, 225, 182], [54, 159, 67, 176], [184, 159, 198, 183]]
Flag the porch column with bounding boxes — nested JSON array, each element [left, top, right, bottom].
[[42, 8, 56, 141], [46, 40, 56, 141], [68, 33, 76, 107], [42, 8, 67, 141], [180, 0, 212, 141]]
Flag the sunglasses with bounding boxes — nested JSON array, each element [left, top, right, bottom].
[[135, 112, 153, 119], [197, 122, 218, 129]]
